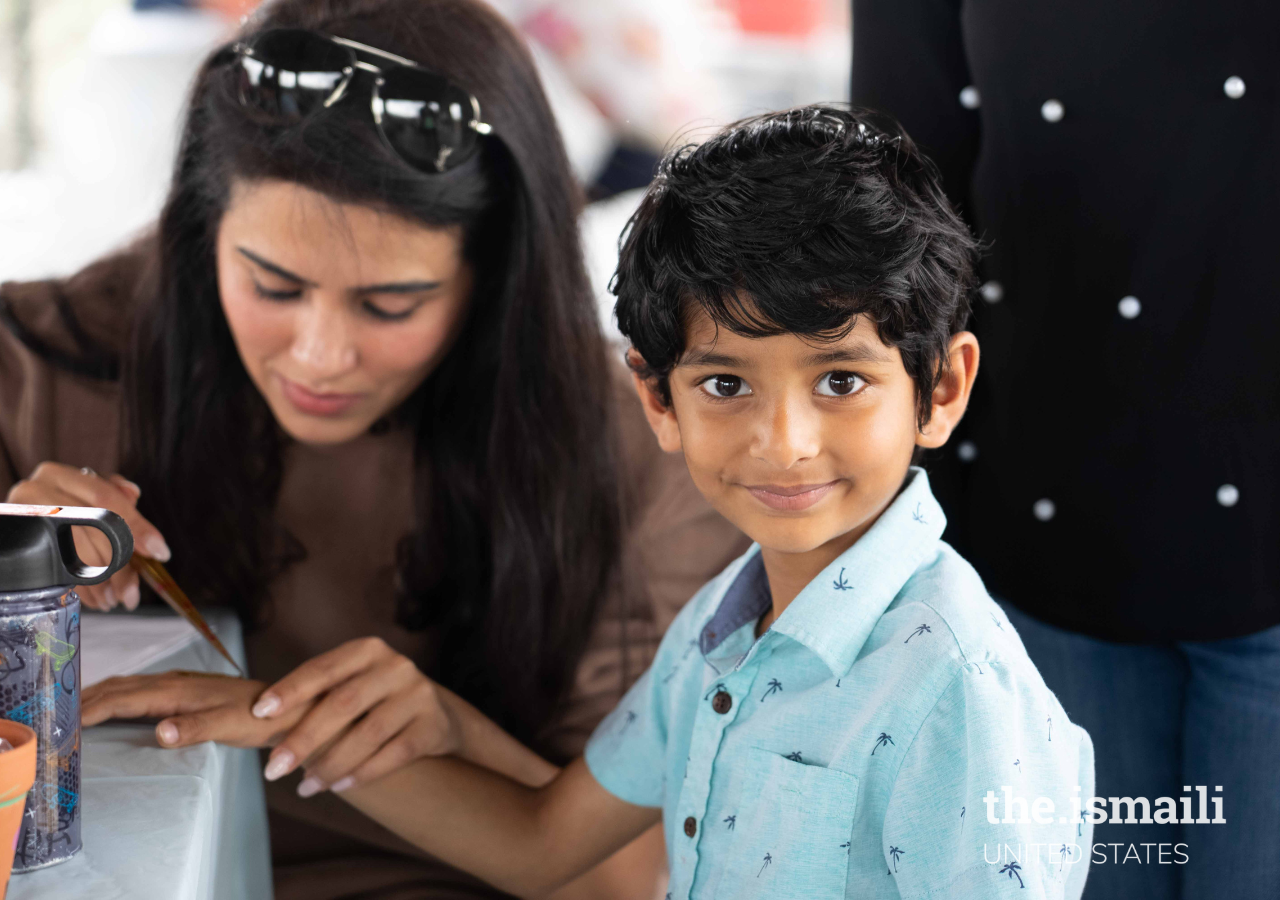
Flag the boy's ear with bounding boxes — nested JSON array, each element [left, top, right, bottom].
[[916, 332, 980, 450], [626, 350, 683, 454]]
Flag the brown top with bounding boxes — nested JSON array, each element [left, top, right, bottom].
[[0, 241, 749, 899]]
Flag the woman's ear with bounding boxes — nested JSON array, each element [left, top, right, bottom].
[[916, 332, 980, 450], [626, 350, 683, 454]]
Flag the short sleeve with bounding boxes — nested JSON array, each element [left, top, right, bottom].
[[583, 661, 668, 808], [883, 661, 1095, 899]]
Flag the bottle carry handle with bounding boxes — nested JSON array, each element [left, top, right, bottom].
[[0, 503, 134, 586]]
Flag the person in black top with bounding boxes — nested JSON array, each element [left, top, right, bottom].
[[851, 2, 1280, 898]]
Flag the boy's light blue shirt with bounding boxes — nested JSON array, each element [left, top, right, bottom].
[[585, 468, 1095, 900]]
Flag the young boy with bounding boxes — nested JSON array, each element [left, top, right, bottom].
[[341, 106, 1095, 899]]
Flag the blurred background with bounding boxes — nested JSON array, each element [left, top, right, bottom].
[[0, 0, 850, 338]]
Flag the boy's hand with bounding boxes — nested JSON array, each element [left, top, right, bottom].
[[82, 672, 307, 748]]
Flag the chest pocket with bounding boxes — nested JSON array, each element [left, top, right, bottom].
[[711, 748, 859, 900]]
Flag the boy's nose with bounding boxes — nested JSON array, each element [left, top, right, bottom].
[[290, 301, 359, 377], [751, 399, 821, 469]]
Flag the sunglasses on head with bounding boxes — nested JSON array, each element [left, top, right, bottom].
[[230, 28, 493, 173]]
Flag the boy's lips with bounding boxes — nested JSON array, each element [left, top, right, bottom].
[[743, 480, 840, 511]]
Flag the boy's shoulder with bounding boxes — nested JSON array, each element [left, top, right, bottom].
[[869, 540, 1053, 704]]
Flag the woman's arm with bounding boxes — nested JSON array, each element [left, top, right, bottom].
[[342, 755, 660, 899]]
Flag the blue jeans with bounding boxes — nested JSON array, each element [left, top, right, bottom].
[[1001, 602, 1280, 900]]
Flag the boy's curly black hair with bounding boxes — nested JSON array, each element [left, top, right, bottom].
[[612, 105, 979, 428]]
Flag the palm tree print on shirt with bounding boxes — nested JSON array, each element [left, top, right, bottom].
[[888, 846, 904, 873], [758, 854, 772, 877], [1013, 758, 1021, 775], [912, 503, 927, 523], [872, 733, 895, 755], [618, 710, 637, 734], [960, 806, 966, 831], [904, 624, 932, 643], [990, 611, 1005, 631], [704, 682, 727, 701], [762, 679, 783, 701], [833, 567, 852, 591], [840, 841, 851, 853], [1000, 861, 1025, 888], [1047, 715, 1053, 742], [785, 751, 803, 762], [724, 815, 736, 831]]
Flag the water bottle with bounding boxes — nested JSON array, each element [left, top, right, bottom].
[[0, 503, 132, 871]]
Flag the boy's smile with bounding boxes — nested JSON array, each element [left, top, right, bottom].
[[633, 307, 978, 612]]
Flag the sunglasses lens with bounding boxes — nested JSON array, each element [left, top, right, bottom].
[[237, 29, 354, 123], [375, 67, 479, 172]]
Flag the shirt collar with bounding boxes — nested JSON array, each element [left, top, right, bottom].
[[698, 467, 945, 677]]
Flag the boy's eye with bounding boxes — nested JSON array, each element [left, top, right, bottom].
[[816, 371, 866, 397], [700, 375, 752, 398]]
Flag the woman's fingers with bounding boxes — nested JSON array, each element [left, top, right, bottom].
[[263, 655, 418, 782], [334, 730, 433, 794], [297, 689, 422, 788], [155, 705, 275, 750], [21, 462, 171, 561], [82, 673, 262, 726], [253, 636, 396, 719]]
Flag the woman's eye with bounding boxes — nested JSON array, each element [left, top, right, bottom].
[[362, 300, 416, 322], [253, 282, 303, 301], [816, 371, 866, 397], [700, 374, 752, 398]]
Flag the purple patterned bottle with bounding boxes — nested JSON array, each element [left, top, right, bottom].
[[0, 504, 132, 871]]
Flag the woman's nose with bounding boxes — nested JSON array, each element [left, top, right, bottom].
[[751, 398, 821, 469], [290, 301, 359, 377]]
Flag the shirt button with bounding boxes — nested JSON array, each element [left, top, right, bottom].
[[1217, 484, 1240, 507], [1033, 498, 1056, 521], [1041, 99, 1065, 122], [980, 280, 1004, 303], [959, 85, 981, 109], [1224, 76, 1246, 99], [712, 691, 733, 714], [684, 816, 697, 837], [957, 440, 978, 462], [1117, 295, 1141, 319]]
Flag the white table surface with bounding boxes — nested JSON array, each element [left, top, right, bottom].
[[8, 609, 273, 900]]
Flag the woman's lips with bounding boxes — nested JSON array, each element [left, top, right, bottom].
[[744, 481, 840, 511], [278, 376, 365, 417]]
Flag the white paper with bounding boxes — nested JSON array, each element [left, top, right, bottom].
[[80, 612, 200, 687]]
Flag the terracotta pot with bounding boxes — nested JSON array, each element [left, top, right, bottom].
[[0, 721, 36, 897]]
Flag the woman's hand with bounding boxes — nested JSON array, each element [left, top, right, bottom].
[[5, 462, 171, 611], [250, 637, 464, 797], [82, 672, 308, 748]]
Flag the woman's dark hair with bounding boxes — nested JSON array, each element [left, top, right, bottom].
[[613, 105, 979, 428], [121, 0, 619, 754]]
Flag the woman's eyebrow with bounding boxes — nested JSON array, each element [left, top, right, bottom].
[[354, 279, 442, 295], [237, 247, 314, 285]]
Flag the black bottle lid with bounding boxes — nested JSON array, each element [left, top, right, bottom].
[[0, 504, 134, 592]]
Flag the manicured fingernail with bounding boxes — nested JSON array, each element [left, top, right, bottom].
[[263, 750, 295, 782], [120, 477, 141, 494], [122, 582, 140, 610], [296, 776, 325, 798], [330, 777, 355, 793], [103, 585, 119, 608], [252, 693, 281, 718], [157, 722, 178, 745], [145, 536, 171, 562]]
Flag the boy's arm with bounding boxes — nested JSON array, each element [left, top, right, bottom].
[[341, 754, 661, 899]]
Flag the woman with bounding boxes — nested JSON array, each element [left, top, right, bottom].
[[0, 1, 746, 897]]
